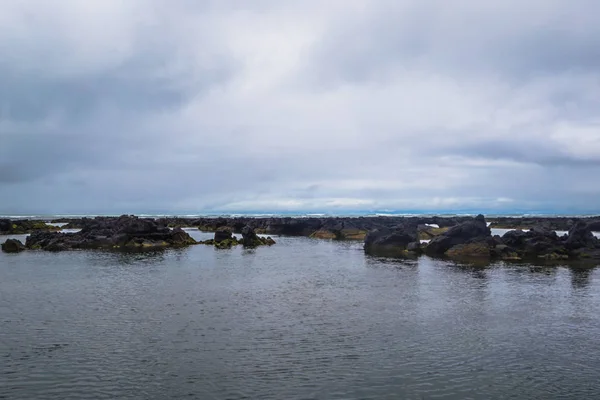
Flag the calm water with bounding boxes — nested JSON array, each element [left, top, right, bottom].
[[2, 230, 600, 399]]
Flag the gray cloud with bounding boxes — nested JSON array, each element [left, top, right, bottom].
[[1, 0, 599, 214], [307, 0, 600, 85]]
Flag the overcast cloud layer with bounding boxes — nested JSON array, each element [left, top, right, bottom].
[[1, 0, 599, 214]]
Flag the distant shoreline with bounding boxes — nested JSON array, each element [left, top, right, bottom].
[[3, 214, 599, 261], [2, 213, 600, 220]]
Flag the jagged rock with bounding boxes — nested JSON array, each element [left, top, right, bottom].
[[587, 221, 600, 231], [417, 225, 449, 240], [187, 215, 475, 238], [497, 227, 573, 260], [565, 221, 598, 250], [364, 225, 418, 257], [24, 215, 196, 252], [1, 239, 26, 253], [214, 226, 234, 243], [0, 219, 11, 232], [241, 225, 276, 248], [263, 236, 276, 246], [425, 215, 491, 256], [0, 219, 60, 234]]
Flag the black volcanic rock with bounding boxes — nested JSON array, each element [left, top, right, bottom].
[[21, 214, 600, 261], [1, 239, 26, 253], [425, 215, 491, 256], [504, 227, 566, 258], [25, 215, 196, 252], [214, 226, 234, 243], [364, 225, 418, 257], [586, 220, 600, 231], [192, 215, 474, 239], [0, 219, 11, 232], [241, 225, 275, 248], [565, 221, 597, 250], [0, 219, 60, 234]]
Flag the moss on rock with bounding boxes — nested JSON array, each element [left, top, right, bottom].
[[310, 230, 337, 239]]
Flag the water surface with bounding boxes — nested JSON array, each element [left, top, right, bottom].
[[2, 230, 600, 399]]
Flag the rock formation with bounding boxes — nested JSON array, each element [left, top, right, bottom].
[[1, 239, 26, 253], [23, 215, 196, 252]]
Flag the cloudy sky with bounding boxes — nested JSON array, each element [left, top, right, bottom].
[[1, 0, 599, 215]]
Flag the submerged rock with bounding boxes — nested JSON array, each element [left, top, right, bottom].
[[215, 238, 239, 249], [1, 239, 26, 253]]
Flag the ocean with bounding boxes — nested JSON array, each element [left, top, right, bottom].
[[2, 227, 600, 399], [2, 210, 600, 220]]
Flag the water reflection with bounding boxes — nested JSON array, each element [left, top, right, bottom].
[[88, 249, 168, 266], [364, 255, 419, 270], [2, 236, 600, 399], [570, 267, 593, 290], [527, 265, 559, 278]]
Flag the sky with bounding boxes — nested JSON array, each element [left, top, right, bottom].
[[1, 0, 599, 215]]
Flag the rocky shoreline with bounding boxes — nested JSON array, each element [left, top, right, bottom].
[[2, 214, 600, 262], [1, 215, 275, 253], [366, 214, 600, 261], [27, 215, 598, 236], [0, 219, 61, 235]]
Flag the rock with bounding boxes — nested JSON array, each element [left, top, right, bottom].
[[1, 239, 26, 253], [587, 220, 600, 231], [497, 227, 568, 260], [501, 229, 529, 248], [364, 225, 418, 257], [490, 244, 521, 260], [24, 216, 197, 252], [446, 241, 491, 259], [187, 215, 476, 239], [337, 228, 367, 240], [241, 225, 261, 247], [241, 225, 275, 248], [170, 228, 197, 246], [310, 227, 366, 240], [0, 219, 60, 234], [214, 226, 234, 243], [565, 221, 597, 250], [215, 238, 238, 249], [425, 215, 491, 256], [573, 248, 600, 259], [310, 230, 337, 239], [417, 225, 449, 240], [0, 219, 11, 232], [406, 241, 422, 254]]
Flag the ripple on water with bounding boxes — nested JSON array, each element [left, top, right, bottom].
[[1, 237, 600, 399]]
